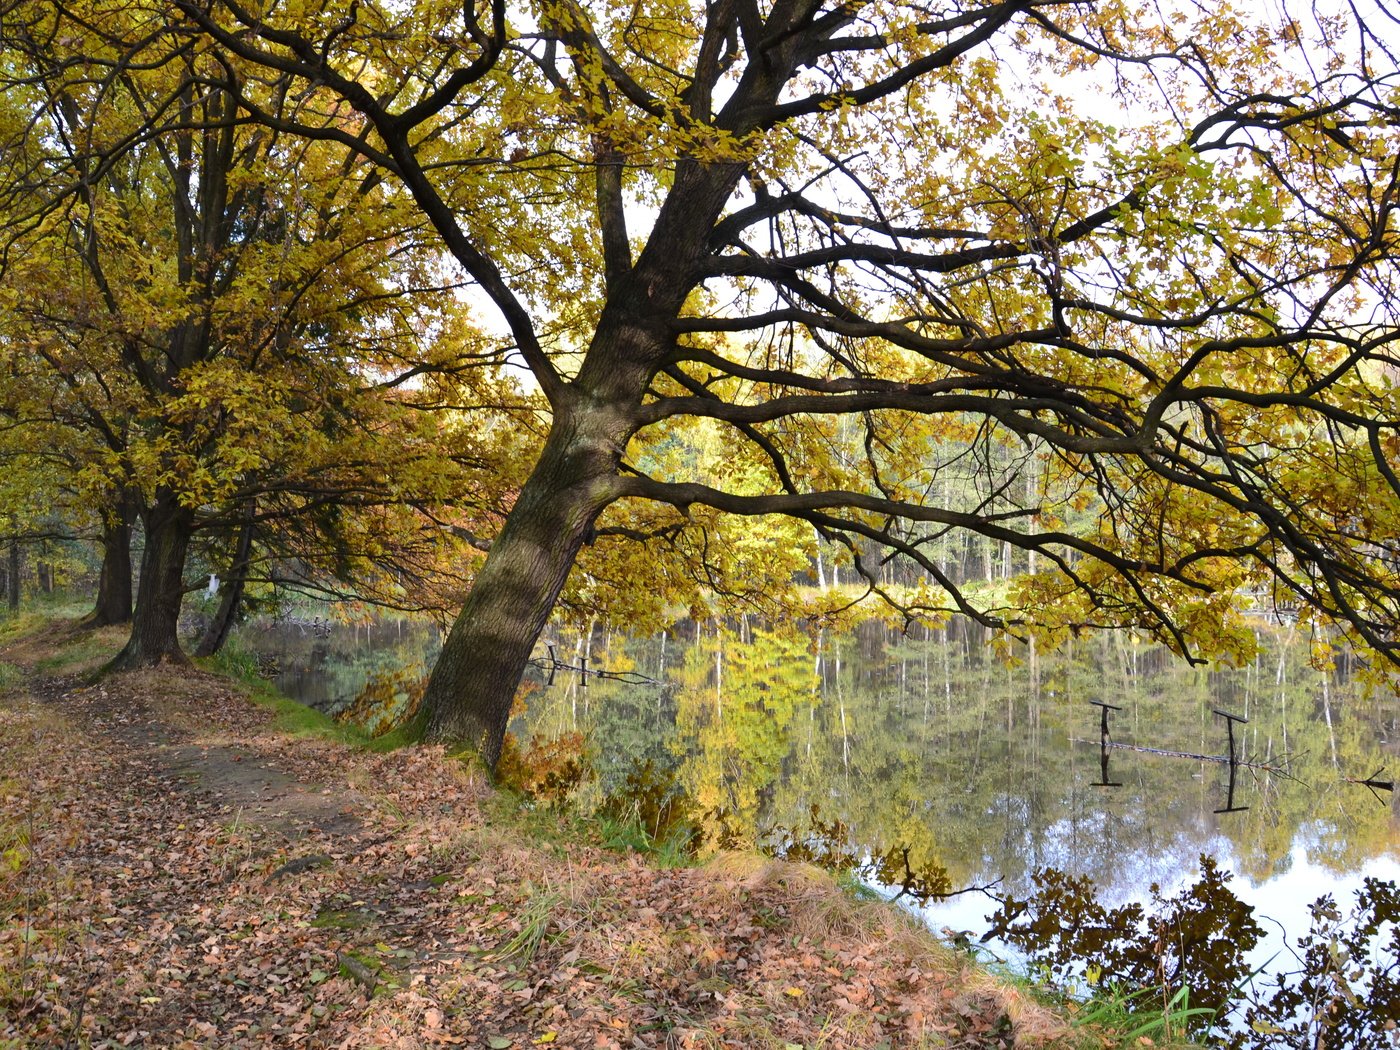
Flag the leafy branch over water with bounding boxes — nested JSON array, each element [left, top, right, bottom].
[[1237, 878, 1400, 1050], [986, 858, 1400, 1047]]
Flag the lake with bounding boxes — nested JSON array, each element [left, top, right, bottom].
[[238, 613, 1400, 997]]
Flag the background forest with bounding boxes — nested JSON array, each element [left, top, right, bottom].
[[2, 0, 1399, 773], [1, 2, 1399, 1044]]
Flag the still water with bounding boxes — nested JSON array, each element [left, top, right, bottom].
[[239, 614, 1400, 967]]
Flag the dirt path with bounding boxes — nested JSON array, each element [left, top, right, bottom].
[[0, 631, 1088, 1050], [37, 670, 364, 841]]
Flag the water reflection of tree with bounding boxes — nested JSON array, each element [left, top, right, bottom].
[[523, 618, 1397, 897], [671, 625, 818, 831], [241, 619, 438, 718]]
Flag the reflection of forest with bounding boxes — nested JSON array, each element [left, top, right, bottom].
[[239, 618, 439, 724], [524, 617, 1400, 897]]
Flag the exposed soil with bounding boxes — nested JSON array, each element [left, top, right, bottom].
[[29, 669, 363, 840], [0, 625, 1096, 1049]]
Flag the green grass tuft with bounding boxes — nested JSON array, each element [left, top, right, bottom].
[[363, 707, 429, 752], [835, 869, 883, 902], [1068, 982, 1212, 1048], [197, 640, 371, 747], [593, 812, 700, 868], [982, 965, 1208, 1049], [491, 888, 561, 964]]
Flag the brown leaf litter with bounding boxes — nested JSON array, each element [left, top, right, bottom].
[[1, 647, 1095, 1049]]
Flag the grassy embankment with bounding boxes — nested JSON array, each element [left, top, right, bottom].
[[0, 605, 1203, 1049]]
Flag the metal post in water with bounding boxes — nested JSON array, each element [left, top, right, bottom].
[[1212, 708, 1247, 765], [1090, 700, 1121, 743], [1089, 701, 1123, 787]]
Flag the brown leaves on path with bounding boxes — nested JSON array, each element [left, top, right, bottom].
[[1, 657, 1078, 1049]]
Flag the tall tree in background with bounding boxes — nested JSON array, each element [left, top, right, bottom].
[[0, 316, 115, 619], [5, 0, 1400, 768], [0, 3, 512, 661]]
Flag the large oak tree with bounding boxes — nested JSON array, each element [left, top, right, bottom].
[[6, 0, 1400, 768]]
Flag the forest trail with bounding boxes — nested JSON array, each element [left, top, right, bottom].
[[1, 625, 1098, 1050], [25, 667, 364, 841]]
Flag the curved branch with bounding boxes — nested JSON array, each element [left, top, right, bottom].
[[173, 0, 567, 408]]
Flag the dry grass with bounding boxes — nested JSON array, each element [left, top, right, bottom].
[[695, 852, 1081, 1049]]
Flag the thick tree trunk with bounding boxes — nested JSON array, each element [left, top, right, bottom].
[[416, 158, 743, 771], [421, 397, 631, 769], [88, 503, 135, 627], [113, 497, 194, 668], [194, 503, 255, 657]]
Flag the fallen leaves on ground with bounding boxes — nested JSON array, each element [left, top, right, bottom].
[[0, 656, 1081, 1049]]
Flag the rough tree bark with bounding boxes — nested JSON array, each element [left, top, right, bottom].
[[420, 382, 641, 768], [88, 500, 134, 626], [112, 494, 193, 667]]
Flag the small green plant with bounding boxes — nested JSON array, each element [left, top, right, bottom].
[[206, 636, 261, 682], [0, 799, 43, 1024], [492, 889, 561, 964], [597, 759, 703, 859], [1072, 981, 1213, 1045], [0, 823, 26, 875]]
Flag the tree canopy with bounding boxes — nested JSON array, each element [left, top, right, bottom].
[[0, 0, 522, 654], [1, 0, 1398, 768]]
